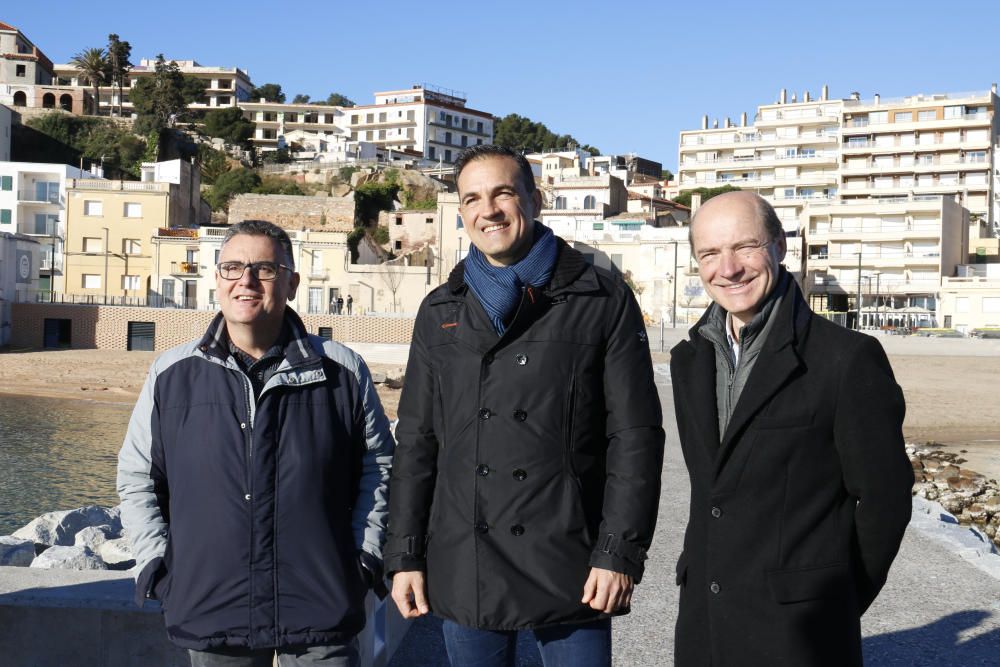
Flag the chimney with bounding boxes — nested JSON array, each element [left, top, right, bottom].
[[822, 84, 829, 100], [993, 82, 997, 94], [850, 91, 860, 101], [702, 114, 708, 130], [874, 93, 880, 105], [712, 118, 719, 129], [691, 193, 703, 214], [780, 88, 787, 104], [791, 92, 797, 103], [724, 117, 732, 128], [741, 111, 748, 127], [803, 91, 811, 102]]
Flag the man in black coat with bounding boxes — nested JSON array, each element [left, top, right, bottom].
[[670, 191, 913, 666], [385, 145, 664, 666]]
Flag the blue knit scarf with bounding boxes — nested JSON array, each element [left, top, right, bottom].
[[463, 222, 558, 335]]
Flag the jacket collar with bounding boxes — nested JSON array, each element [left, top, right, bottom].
[[197, 308, 318, 368]]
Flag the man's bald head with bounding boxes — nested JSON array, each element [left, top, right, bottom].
[[688, 191, 784, 247]]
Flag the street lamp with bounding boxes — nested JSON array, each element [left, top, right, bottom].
[[102, 226, 109, 303], [872, 270, 881, 329]]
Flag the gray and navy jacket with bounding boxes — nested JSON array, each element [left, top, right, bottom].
[[117, 309, 394, 650]]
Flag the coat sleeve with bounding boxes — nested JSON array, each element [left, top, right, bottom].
[[116, 360, 169, 606], [588, 283, 666, 582], [351, 356, 395, 561], [383, 305, 439, 575], [834, 335, 913, 612]]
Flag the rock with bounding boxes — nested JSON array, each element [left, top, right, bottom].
[[932, 464, 961, 479], [30, 545, 107, 570], [966, 504, 990, 523], [946, 476, 981, 493], [97, 537, 134, 568], [0, 536, 36, 566], [74, 525, 116, 551], [350, 169, 373, 188], [331, 182, 352, 197], [939, 494, 969, 516], [13, 506, 122, 547], [371, 371, 387, 384], [395, 169, 446, 206], [909, 457, 925, 471]]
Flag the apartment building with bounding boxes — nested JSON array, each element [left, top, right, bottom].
[[344, 85, 493, 164], [242, 100, 345, 153], [0, 21, 87, 113], [540, 173, 629, 239], [0, 161, 96, 295], [53, 57, 253, 115], [937, 263, 1000, 331], [802, 196, 967, 328]]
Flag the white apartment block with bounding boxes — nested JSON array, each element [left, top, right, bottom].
[[0, 162, 97, 294], [53, 58, 253, 115]]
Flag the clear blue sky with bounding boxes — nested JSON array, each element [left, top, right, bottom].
[[7, 1, 1000, 172]]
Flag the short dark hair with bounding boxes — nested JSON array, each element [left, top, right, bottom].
[[453, 144, 536, 194], [688, 193, 784, 248], [222, 220, 295, 269]]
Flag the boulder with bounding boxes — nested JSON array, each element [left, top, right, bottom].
[[0, 536, 36, 566], [30, 545, 107, 570], [13, 505, 122, 547], [97, 537, 134, 567], [395, 169, 446, 206], [371, 371, 388, 384], [74, 525, 116, 551], [939, 494, 969, 516], [331, 182, 353, 197]]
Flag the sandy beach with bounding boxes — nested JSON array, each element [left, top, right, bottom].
[[0, 339, 997, 479]]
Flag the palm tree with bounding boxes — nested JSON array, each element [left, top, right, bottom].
[[70, 47, 108, 116]]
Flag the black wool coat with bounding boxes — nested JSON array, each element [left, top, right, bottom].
[[384, 239, 665, 630], [669, 276, 913, 666]]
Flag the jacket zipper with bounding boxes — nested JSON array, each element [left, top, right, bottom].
[[238, 370, 256, 645]]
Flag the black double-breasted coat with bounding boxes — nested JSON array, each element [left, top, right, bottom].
[[669, 276, 913, 666], [384, 239, 665, 630]]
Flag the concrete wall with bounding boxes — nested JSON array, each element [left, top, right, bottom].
[[0, 567, 407, 666], [228, 194, 356, 232], [9, 303, 415, 350]]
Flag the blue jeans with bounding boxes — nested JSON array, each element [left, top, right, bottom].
[[441, 618, 611, 667]]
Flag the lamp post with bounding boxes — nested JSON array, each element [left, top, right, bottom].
[[873, 270, 881, 329], [855, 250, 863, 330], [669, 240, 679, 328], [102, 226, 109, 304]]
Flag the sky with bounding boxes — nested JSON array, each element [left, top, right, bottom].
[[7, 1, 1000, 171]]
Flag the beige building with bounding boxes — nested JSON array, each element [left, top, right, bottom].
[[381, 209, 438, 256], [803, 196, 967, 328], [937, 263, 1000, 331]]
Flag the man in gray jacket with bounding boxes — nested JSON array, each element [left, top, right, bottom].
[[118, 220, 394, 666]]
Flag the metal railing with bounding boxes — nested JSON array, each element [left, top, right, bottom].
[[14, 290, 212, 310]]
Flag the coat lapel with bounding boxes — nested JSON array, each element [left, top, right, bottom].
[[673, 331, 721, 458]]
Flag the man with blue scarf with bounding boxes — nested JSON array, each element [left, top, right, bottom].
[[385, 145, 665, 665]]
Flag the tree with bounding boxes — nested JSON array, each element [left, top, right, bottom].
[[672, 185, 741, 208], [661, 169, 674, 181], [493, 113, 598, 155], [25, 112, 149, 177], [204, 167, 260, 211], [320, 92, 355, 107], [378, 257, 406, 313], [130, 55, 206, 134], [106, 34, 132, 117], [197, 144, 231, 185], [203, 107, 255, 148], [250, 83, 285, 103], [291, 93, 310, 104], [70, 47, 109, 116]]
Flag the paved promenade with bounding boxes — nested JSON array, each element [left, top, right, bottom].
[[387, 360, 1000, 666]]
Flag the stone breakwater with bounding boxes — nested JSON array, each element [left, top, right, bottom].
[[909, 444, 1000, 550], [0, 505, 132, 570]]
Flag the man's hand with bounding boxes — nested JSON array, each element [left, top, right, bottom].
[[581, 567, 634, 613], [391, 571, 430, 618]]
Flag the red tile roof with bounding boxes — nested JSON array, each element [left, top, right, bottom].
[[0, 22, 17, 32]]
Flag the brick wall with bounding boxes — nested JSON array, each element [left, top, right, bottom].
[[228, 194, 356, 232], [10, 304, 414, 350]]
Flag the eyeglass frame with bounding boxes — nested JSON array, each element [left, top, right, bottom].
[[216, 261, 293, 281]]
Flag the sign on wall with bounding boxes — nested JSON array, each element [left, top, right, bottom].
[[15, 249, 31, 285]]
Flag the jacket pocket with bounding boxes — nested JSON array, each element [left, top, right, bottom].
[[563, 375, 578, 478], [675, 551, 688, 586], [766, 562, 850, 604]]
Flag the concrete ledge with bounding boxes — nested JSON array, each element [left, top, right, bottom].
[[0, 567, 407, 666]]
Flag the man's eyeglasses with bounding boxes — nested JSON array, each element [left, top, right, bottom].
[[216, 261, 291, 281]]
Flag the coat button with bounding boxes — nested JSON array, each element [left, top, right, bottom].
[[510, 525, 525, 536], [710, 582, 721, 594], [479, 408, 492, 420], [475, 521, 489, 534], [476, 464, 490, 477], [711, 507, 722, 518], [512, 409, 527, 422], [244, 494, 251, 502], [512, 469, 527, 481], [514, 354, 528, 366]]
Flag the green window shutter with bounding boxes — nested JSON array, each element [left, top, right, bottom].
[[0, 176, 12, 191], [0, 209, 11, 224]]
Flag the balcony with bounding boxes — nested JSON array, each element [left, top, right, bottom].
[[171, 261, 199, 276], [308, 268, 329, 281], [39, 254, 64, 272], [17, 189, 62, 205], [68, 179, 170, 193]]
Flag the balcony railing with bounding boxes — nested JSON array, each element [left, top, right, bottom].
[[171, 261, 200, 275], [17, 189, 61, 204]]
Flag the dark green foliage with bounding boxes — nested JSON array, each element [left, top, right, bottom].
[[291, 94, 310, 104], [372, 225, 389, 245], [493, 113, 599, 155], [261, 148, 291, 164], [204, 167, 260, 211], [347, 226, 367, 263], [250, 83, 285, 103], [319, 93, 354, 107], [256, 175, 304, 196], [23, 112, 148, 177], [355, 181, 400, 224], [106, 34, 132, 117], [338, 166, 359, 182], [400, 190, 437, 210], [203, 107, 255, 148], [130, 55, 206, 133], [672, 185, 741, 207], [662, 169, 674, 181], [197, 144, 231, 185]]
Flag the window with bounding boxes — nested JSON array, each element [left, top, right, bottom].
[[217, 96, 230, 106], [0, 209, 10, 224], [83, 237, 103, 252], [428, 146, 436, 159], [894, 112, 912, 123], [308, 287, 323, 314], [84, 200, 103, 216], [33, 213, 57, 234], [395, 215, 403, 226], [82, 274, 101, 289], [554, 196, 567, 210], [583, 195, 596, 209], [123, 239, 141, 254], [121, 275, 140, 290], [983, 297, 1000, 313], [366, 113, 374, 123], [445, 150, 452, 162], [477, 121, 484, 133], [461, 135, 468, 147], [36, 182, 59, 202], [918, 110, 936, 121], [0, 176, 11, 191], [425, 217, 434, 224], [445, 131, 452, 144], [123, 202, 142, 218], [16, 64, 25, 77], [944, 105, 963, 119], [870, 111, 888, 124], [394, 240, 402, 250], [351, 114, 359, 124]]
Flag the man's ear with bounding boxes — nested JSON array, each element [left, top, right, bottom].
[[774, 234, 787, 263], [531, 189, 542, 218], [288, 271, 300, 301]]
